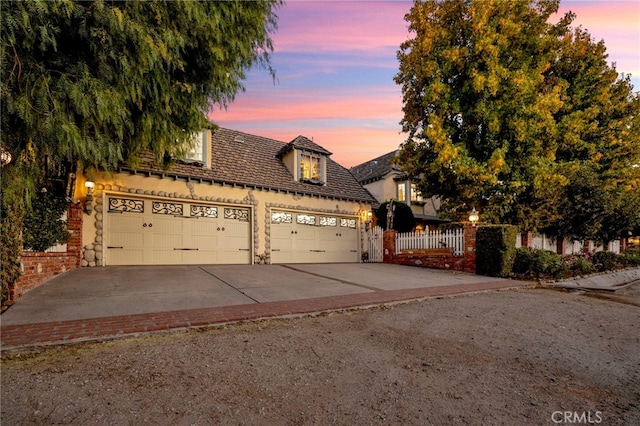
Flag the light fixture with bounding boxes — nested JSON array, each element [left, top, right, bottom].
[[469, 207, 479, 227], [0, 145, 12, 167], [85, 181, 95, 215], [360, 209, 374, 231]]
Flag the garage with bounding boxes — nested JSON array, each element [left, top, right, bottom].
[[270, 210, 359, 263], [105, 196, 251, 265]]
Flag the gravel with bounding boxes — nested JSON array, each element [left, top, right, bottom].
[[2, 285, 639, 425]]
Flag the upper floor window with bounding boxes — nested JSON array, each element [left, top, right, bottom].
[[184, 131, 206, 164], [299, 152, 325, 184], [397, 182, 406, 202], [410, 183, 424, 203]]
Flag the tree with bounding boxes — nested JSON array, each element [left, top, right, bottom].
[[374, 201, 416, 232], [0, 0, 282, 302], [394, 0, 640, 241]]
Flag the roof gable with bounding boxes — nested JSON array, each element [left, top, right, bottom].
[[276, 135, 333, 158], [350, 150, 402, 184]]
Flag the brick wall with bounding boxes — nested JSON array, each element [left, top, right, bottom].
[[383, 224, 477, 274], [8, 204, 83, 303]]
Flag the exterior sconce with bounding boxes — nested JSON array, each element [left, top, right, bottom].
[[0, 145, 12, 167], [85, 181, 95, 215], [469, 207, 479, 227]]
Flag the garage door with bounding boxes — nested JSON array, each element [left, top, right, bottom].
[[270, 210, 358, 263], [105, 196, 251, 265]]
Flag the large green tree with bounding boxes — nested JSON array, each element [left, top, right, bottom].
[[394, 0, 640, 242], [0, 0, 281, 301]]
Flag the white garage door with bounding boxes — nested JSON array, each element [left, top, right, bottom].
[[105, 196, 251, 265], [270, 210, 359, 263]]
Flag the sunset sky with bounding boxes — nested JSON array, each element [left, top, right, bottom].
[[211, 0, 640, 168]]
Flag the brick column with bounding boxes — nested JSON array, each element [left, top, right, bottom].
[[382, 230, 397, 263], [463, 224, 477, 273], [520, 231, 533, 248], [67, 204, 83, 267], [556, 237, 565, 256]]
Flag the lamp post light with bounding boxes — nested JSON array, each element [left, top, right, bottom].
[[468, 207, 479, 227]]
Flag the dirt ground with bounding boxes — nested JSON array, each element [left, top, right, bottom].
[[2, 284, 639, 425]]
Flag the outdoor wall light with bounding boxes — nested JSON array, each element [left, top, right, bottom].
[[0, 145, 12, 167], [360, 209, 373, 231], [469, 207, 479, 227], [85, 181, 95, 215]]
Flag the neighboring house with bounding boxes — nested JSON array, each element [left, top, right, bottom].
[[77, 128, 376, 266], [350, 150, 446, 230]]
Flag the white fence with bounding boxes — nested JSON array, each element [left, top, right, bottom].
[[395, 228, 464, 256], [516, 232, 621, 254], [364, 226, 384, 263]]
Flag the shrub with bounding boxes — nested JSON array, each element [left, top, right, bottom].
[[22, 189, 70, 252], [570, 256, 595, 276], [531, 249, 567, 279], [513, 247, 535, 275], [476, 225, 518, 277], [591, 251, 620, 272], [621, 249, 640, 266], [374, 201, 415, 233], [512, 248, 567, 279]]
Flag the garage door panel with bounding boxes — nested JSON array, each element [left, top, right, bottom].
[[270, 210, 359, 264], [106, 196, 250, 265]]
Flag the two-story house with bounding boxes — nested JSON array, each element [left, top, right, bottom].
[[350, 150, 446, 231]]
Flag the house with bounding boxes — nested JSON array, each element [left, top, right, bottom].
[[350, 150, 446, 230], [77, 128, 376, 266]]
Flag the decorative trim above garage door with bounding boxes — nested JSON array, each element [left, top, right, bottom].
[[82, 183, 258, 267]]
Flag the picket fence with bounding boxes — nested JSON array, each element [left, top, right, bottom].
[[364, 226, 384, 263], [395, 227, 464, 256]]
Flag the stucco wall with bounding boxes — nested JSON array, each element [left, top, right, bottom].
[[78, 172, 370, 266]]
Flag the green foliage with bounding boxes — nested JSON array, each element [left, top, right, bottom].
[[513, 248, 567, 279], [621, 249, 640, 266], [394, 0, 640, 236], [569, 256, 595, 276], [22, 189, 71, 252], [591, 251, 620, 272], [475, 225, 518, 277], [374, 201, 416, 233]]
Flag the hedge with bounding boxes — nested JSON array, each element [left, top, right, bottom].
[[476, 225, 518, 277]]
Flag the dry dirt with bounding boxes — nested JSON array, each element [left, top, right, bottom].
[[2, 285, 639, 425]]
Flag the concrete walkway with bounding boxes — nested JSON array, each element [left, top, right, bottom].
[[1, 264, 531, 350], [550, 267, 640, 291]]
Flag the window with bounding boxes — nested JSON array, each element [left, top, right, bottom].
[[300, 153, 322, 181], [397, 182, 407, 202], [410, 184, 424, 203], [184, 131, 206, 164]]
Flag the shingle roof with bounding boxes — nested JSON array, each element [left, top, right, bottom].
[[349, 150, 403, 184], [119, 128, 376, 203], [276, 135, 333, 157]]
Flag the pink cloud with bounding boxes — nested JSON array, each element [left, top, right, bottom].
[[274, 1, 410, 54]]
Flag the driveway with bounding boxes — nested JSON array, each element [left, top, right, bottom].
[[0, 264, 529, 348]]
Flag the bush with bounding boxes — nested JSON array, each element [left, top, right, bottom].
[[22, 189, 70, 252], [476, 225, 518, 277], [512, 248, 567, 279], [374, 201, 415, 233], [621, 249, 640, 266], [591, 251, 620, 272], [513, 247, 534, 275], [570, 256, 595, 276]]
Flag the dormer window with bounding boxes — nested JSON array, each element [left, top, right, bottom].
[[298, 151, 325, 184], [183, 130, 209, 167]]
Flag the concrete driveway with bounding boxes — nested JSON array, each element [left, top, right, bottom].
[[1, 264, 522, 325], [0, 264, 530, 348]]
